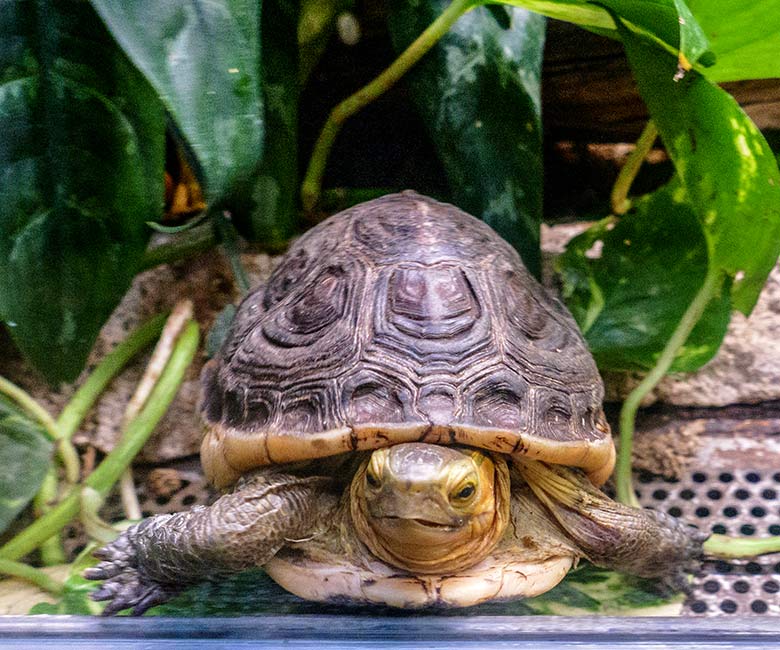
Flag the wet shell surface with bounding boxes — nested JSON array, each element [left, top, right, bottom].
[[201, 192, 613, 488]]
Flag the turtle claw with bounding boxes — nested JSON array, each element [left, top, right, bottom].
[[85, 524, 182, 616]]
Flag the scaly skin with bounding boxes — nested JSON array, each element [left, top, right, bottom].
[[87, 446, 707, 615], [86, 471, 338, 615], [516, 459, 707, 587]]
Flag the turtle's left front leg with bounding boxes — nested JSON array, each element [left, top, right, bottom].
[[85, 470, 338, 615], [515, 459, 707, 587]]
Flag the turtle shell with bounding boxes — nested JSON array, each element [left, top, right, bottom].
[[201, 192, 613, 488]]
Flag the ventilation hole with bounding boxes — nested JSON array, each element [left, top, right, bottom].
[[680, 489, 695, 500], [763, 580, 779, 594], [745, 472, 762, 483], [714, 560, 733, 574], [712, 524, 727, 534], [142, 510, 153, 518], [668, 506, 682, 517], [751, 506, 767, 518], [735, 488, 751, 500], [182, 494, 197, 507], [707, 489, 722, 500], [703, 580, 720, 593], [762, 488, 778, 500], [746, 562, 763, 575], [66, 528, 78, 539], [692, 472, 708, 483], [723, 506, 739, 518], [773, 472, 780, 483], [751, 599, 769, 614], [775, 562, 780, 574], [690, 600, 708, 613], [695, 506, 710, 518], [720, 599, 738, 613], [769, 524, 780, 535], [634, 489, 642, 500], [652, 489, 668, 500], [719, 472, 734, 483], [733, 580, 750, 594], [740, 524, 757, 536], [637, 472, 654, 484], [155, 495, 171, 507], [180, 480, 191, 489]]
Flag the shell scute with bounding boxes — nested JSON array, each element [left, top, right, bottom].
[[201, 192, 612, 485]]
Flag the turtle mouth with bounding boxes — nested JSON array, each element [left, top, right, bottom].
[[380, 516, 459, 531]]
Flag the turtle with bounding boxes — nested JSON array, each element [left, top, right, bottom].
[[86, 191, 705, 615]]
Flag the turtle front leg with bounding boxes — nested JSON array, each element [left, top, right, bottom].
[[515, 459, 707, 587], [85, 470, 337, 615]]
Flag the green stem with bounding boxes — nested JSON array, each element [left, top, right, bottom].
[[0, 559, 64, 596], [704, 534, 780, 559], [0, 376, 61, 442], [615, 268, 723, 507], [0, 321, 199, 562], [142, 222, 217, 271], [610, 120, 658, 215], [33, 473, 66, 566], [216, 213, 250, 295], [300, 0, 477, 211], [23, 314, 166, 563], [56, 313, 168, 439], [0, 376, 80, 484]]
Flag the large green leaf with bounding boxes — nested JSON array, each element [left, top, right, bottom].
[[89, 0, 264, 205], [490, 0, 711, 68], [620, 22, 780, 314], [688, 0, 780, 82], [388, 2, 546, 276], [231, 0, 299, 246], [0, 396, 53, 535], [557, 183, 731, 372], [0, 1, 165, 382]]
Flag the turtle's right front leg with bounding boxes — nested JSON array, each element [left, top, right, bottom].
[[85, 470, 338, 615]]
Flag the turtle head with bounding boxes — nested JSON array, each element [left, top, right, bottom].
[[351, 443, 510, 574]]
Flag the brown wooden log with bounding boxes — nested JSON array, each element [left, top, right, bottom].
[[542, 20, 780, 142]]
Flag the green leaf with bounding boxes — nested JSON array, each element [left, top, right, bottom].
[[388, 2, 546, 276], [557, 184, 731, 372], [0, 396, 53, 535], [0, 1, 166, 382], [488, 0, 711, 68], [687, 0, 780, 82], [89, 0, 265, 205], [231, 0, 299, 246], [620, 22, 780, 314], [29, 549, 103, 615]]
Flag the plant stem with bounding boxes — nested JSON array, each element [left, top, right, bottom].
[[704, 534, 780, 558], [615, 268, 722, 506], [56, 313, 168, 440], [0, 376, 80, 484], [300, 0, 476, 211], [142, 222, 217, 271], [0, 321, 199, 562], [610, 120, 658, 215], [25, 313, 168, 562], [0, 559, 64, 595], [0, 376, 61, 442], [33, 473, 66, 566]]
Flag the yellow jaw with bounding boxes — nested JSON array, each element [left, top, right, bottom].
[[351, 443, 510, 574]]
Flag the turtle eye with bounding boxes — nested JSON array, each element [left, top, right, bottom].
[[452, 482, 476, 502], [365, 468, 380, 489]]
